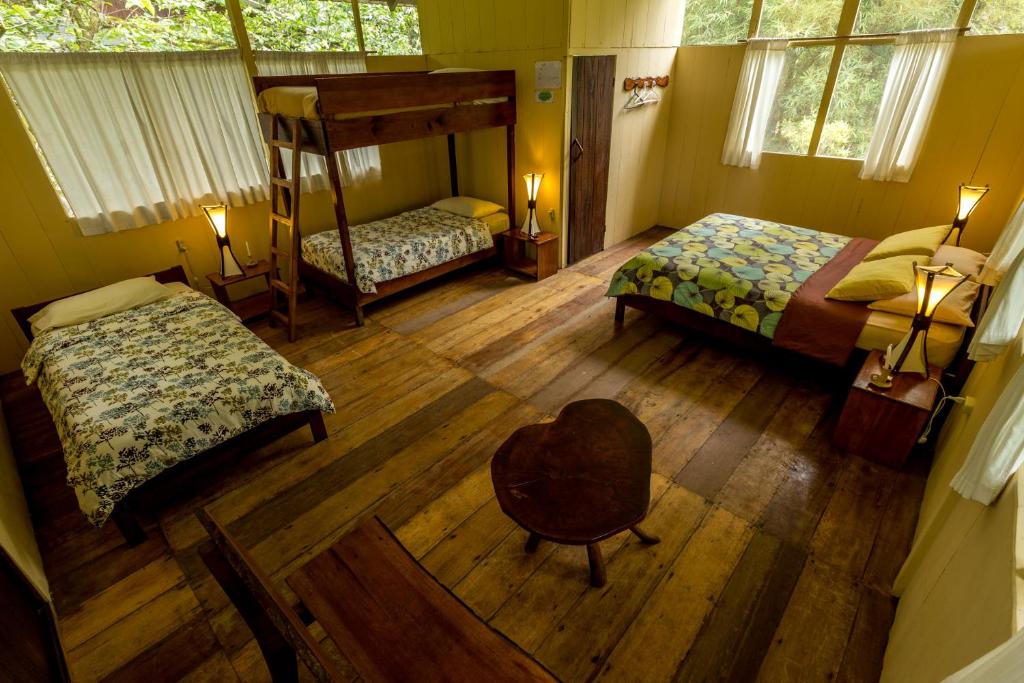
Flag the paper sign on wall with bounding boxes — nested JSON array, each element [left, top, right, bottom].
[[535, 61, 562, 89]]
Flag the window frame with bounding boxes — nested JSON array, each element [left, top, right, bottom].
[[747, 0, 978, 160]]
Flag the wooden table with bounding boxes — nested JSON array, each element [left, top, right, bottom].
[[287, 518, 554, 682], [206, 260, 272, 322], [499, 229, 559, 281], [491, 399, 659, 587], [832, 349, 941, 467]]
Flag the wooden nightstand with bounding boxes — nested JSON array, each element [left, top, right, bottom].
[[499, 229, 559, 281], [832, 349, 941, 467], [206, 260, 272, 322]]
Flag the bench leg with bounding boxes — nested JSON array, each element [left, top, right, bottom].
[[199, 540, 299, 683], [525, 532, 542, 553], [112, 500, 147, 547], [630, 525, 660, 545], [587, 544, 606, 588]]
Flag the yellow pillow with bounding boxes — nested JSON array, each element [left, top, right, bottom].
[[826, 255, 919, 302], [863, 225, 951, 261], [868, 280, 979, 327], [431, 196, 505, 219]]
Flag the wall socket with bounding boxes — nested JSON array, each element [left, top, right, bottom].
[[176, 239, 188, 253], [548, 208, 556, 223]]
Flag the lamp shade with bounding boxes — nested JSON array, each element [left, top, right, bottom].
[[202, 204, 228, 238], [523, 173, 543, 202], [914, 263, 968, 317], [956, 184, 989, 222]]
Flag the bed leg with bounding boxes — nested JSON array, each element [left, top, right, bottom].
[[353, 305, 365, 327], [614, 299, 626, 325], [308, 412, 328, 443], [112, 500, 147, 547]]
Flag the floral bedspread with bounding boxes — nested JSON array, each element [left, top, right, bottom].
[[301, 207, 494, 294], [21, 291, 334, 526], [606, 213, 850, 339]]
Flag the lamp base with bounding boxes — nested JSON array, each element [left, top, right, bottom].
[[869, 370, 895, 390]]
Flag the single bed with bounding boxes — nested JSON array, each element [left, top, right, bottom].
[[301, 207, 509, 295], [12, 267, 334, 542], [608, 213, 982, 370]]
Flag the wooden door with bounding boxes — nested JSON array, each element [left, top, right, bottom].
[[0, 552, 67, 682], [568, 55, 616, 264]]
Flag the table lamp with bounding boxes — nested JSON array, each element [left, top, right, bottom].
[[948, 184, 989, 246], [202, 204, 244, 278], [521, 172, 544, 239], [870, 263, 969, 389]]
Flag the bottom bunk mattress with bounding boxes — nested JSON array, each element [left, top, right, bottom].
[[22, 289, 334, 526], [301, 207, 508, 294]]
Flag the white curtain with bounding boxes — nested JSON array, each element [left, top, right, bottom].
[[0, 51, 268, 235], [721, 39, 788, 170], [944, 626, 1024, 682], [978, 197, 1024, 286], [255, 51, 381, 192], [860, 28, 958, 182], [968, 246, 1024, 362], [950, 359, 1024, 504]]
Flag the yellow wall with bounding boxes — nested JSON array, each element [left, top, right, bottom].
[[0, 54, 442, 374], [567, 0, 685, 248], [659, 35, 1024, 252], [417, 0, 570, 237], [881, 336, 1024, 681]]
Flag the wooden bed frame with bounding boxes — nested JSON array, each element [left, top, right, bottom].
[[10, 265, 329, 546], [613, 260, 990, 392], [251, 70, 517, 339]]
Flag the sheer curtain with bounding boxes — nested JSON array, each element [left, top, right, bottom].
[[860, 28, 958, 182], [255, 51, 381, 192], [968, 246, 1024, 362], [0, 51, 267, 235], [950, 359, 1024, 505], [978, 196, 1024, 286], [721, 39, 788, 170]]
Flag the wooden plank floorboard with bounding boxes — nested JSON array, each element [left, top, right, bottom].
[[0, 227, 925, 683]]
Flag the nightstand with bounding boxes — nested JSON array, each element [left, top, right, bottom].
[[832, 349, 941, 467], [206, 260, 272, 322], [499, 229, 559, 281]]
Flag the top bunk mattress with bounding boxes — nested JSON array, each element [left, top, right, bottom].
[[257, 86, 507, 120], [301, 207, 507, 294]]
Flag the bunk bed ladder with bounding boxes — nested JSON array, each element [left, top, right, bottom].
[[267, 117, 302, 342]]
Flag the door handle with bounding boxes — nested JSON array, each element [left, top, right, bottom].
[[571, 137, 585, 161]]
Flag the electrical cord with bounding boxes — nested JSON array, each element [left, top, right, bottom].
[[918, 377, 966, 444]]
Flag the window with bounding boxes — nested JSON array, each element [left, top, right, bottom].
[[818, 44, 893, 158], [764, 46, 833, 155], [970, 0, 1024, 34], [359, 0, 422, 55], [0, 0, 236, 52], [854, 0, 962, 34], [759, 0, 843, 38], [681, 0, 755, 45]]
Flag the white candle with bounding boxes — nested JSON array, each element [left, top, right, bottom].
[[245, 241, 252, 258]]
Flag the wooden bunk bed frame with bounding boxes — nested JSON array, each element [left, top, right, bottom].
[[11, 265, 328, 546], [252, 70, 518, 339]]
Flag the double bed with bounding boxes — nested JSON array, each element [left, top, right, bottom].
[[608, 213, 983, 370], [13, 267, 334, 542]]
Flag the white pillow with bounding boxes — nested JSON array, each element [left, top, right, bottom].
[[431, 196, 504, 219], [29, 276, 173, 336]]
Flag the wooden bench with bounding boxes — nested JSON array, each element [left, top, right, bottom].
[[197, 510, 555, 682]]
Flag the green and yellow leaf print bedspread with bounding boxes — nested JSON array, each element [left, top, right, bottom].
[[606, 213, 850, 339], [21, 290, 335, 527]]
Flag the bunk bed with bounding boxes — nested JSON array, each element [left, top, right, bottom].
[[252, 70, 518, 339]]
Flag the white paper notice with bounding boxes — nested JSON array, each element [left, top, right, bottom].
[[535, 60, 562, 89]]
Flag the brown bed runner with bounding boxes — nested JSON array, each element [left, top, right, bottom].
[[773, 237, 878, 366]]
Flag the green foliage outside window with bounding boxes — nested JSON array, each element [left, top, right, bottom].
[[970, 0, 1024, 34], [759, 0, 843, 38], [818, 44, 892, 158], [763, 46, 833, 155], [0, 0, 423, 53], [681, 0, 754, 45], [855, 0, 962, 34]]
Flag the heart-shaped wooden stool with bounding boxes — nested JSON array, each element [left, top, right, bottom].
[[491, 398, 660, 587]]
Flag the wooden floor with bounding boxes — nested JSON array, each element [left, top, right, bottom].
[[2, 227, 927, 683]]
